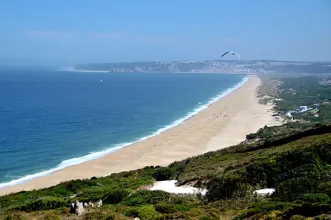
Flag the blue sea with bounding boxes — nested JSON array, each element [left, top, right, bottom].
[[0, 67, 248, 188]]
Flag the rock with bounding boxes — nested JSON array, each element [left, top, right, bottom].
[[134, 218, 140, 220], [83, 202, 89, 207], [96, 199, 103, 207], [88, 202, 94, 207], [254, 188, 275, 196], [74, 200, 84, 216]]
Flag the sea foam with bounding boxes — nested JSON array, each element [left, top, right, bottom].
[[0, 75, 249, 189]]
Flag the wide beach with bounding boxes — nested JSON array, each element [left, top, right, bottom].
[[0, 75, 281, 195]]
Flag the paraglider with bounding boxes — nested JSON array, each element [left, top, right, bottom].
[[221, 51, 241, 60]]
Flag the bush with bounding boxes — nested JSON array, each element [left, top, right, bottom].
[[300, 193, 330, 204], [174, 204, 192, 212], [275, 177, 317, 201], [155, 203, 176, 214], [137, 205, 161, 220], [317, 182, 331, 198], [125, 208, 139, 217], [283, 203, 331, 219], [63, 179, 97, 192], [122, 190, 170, 206], [153, 167, 175, 181], [103, 189, 130, 204], [206, 175, 251, 201], [246, 133, 257, 140], [15, 197, 67, 212]]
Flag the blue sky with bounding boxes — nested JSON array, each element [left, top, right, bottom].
[[0, 0, 330, 65]]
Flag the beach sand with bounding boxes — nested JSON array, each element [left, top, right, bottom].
[[0, 75, 282, 195]]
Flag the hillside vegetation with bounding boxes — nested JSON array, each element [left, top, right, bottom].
[[1, 124, 331, 219]]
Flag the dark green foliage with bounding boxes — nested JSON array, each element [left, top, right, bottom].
[[317, 182, 331, 198], [206, 175, 251, 201], [299, 193, 330, 204], [125, 208, 139, 217], [152, 167, 175, 181], [63, 179, 97, 193], [275, 177, 317, 201], [283, 203, 331, 219], [103, 189, 130, 204], [14, 197, 67, 212], [136, 205, 161, 220], [122, 190, 170, 206], [154, 203, 176, 214], [173, 204, 192, 211]]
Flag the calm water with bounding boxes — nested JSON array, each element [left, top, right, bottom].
[[0, 67, 247, 187]]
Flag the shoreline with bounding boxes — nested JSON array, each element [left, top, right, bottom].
[[0, 75, 249, 189], [0, 75, 281, 195]]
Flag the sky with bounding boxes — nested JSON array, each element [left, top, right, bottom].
[[0, 0, 330, 65]]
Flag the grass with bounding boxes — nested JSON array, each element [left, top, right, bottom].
[[2, 125, 331, 219]]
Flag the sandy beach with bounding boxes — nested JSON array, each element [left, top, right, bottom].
[[0, 75, 281, 195]]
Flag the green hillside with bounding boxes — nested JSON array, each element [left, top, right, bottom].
[[1, 124, 331, 220]]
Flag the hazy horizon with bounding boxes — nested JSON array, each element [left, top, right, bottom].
[[1, 0, 331, 65]]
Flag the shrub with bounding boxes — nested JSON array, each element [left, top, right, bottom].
[[122, 190, 170, 206], [317, 182, 331, 198], [137, 205, 161, 220], [103, 189, 130, 204], [174, 204, 192, 212], [283, 203, 331, 219], [206, 175, 251, 201], [300, 193, 330, 204], [153, 167, 175, 181], [63, 179, 97, 192], [275, 177, 317, 201], [246, 133, 257, 140], [16, 197, 67, 212], [125, 208, 139, 217], [155, 203, 176, 214]]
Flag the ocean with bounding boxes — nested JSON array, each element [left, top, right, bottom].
[[0, 67, 247, 188]]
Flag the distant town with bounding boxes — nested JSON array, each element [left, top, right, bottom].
[[73, 60, 331, 75]]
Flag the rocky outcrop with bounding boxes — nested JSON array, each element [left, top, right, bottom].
[[96, 199, 103, 207], [69, 199, 102, 215], [70, 200, 84, 216]]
